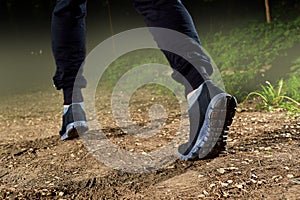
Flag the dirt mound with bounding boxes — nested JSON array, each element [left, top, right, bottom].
[[0, 91, 299, 199]]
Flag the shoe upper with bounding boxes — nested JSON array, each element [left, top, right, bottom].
[[178, 80, 225, 156], [59, 104, 87, 137]]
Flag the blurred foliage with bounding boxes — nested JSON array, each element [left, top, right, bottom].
[[202, 16, 300, 101], [285, 58, 300, 102], [97, 14, 300, 103]]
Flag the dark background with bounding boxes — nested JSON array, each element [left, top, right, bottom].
[[0, 0, 299, 96]]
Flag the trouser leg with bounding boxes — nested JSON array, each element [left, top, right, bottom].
[[51, 0, 87, 104], [133, 0, 213, 95]]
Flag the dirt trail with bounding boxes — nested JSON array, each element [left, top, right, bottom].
[[0, 90, 299, 199]]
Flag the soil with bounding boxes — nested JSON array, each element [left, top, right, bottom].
[[0, 88, 299, 200]]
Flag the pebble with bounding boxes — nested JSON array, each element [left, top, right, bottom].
[[221, 182, 229, 187], [287, 174, 294, 178], [217, 168, 225, 174]]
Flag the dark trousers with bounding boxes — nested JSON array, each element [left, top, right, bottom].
[[51, 0, 213, 104]]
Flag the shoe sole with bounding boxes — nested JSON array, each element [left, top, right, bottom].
[[61, 121, 89, 141], [179, 93, 237, 160]]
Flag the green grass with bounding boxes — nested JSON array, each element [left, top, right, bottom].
[[97, 16, 300, 104], [246, 79, 300, 112], [202, 16, 300, 100]]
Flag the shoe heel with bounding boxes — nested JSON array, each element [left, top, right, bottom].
[[221, 95, 237, 150], [225, 96, 237, 126], [199, 95, 237, 159]]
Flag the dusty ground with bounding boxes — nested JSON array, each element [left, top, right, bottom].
[[0, 88, 299, 200]]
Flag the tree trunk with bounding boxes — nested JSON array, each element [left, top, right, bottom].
[[265, 0, 271, 23]]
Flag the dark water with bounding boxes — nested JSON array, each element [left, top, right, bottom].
[[1, 0, 295, 97]]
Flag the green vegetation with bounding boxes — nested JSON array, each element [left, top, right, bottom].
[[98, 16, 300, 113], [202, 16, 300, 101], [245, 79, 300, 114], [285, 57, 300, 102]]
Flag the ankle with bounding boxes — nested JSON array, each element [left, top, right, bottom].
[[63, 102, 84, 115], [63, 105, 70, 114], [187, 89, 197, 100], [63, 87, 84, 105]]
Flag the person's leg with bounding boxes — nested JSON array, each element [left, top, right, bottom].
[[52, 0, 87, 104], [51, 0, 88, 140], [133, 0, 213, 96], [133, 0, 237, 160]]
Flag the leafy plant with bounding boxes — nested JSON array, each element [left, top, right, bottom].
[[245, 79, 300, 112]]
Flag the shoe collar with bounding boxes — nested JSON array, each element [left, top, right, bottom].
[[187, 80, 212, 107]]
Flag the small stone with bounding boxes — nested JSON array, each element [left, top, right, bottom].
[[251, 174, 258, 179], [221, 182, 229, 187], [198, 174, 204, 178], [167, 165, 175, 169], [287, 174, 294, 178], [223, 191, 229, 198], [217, 168, 226, 174], [257, 181, 263, 185], [227, 166, 238, 170], [272, 175, 283, 182], [250, 179, 257, 184], [235, 184, 243, 189], [235, 171, 242, 175], [58, 192, 64, 196]]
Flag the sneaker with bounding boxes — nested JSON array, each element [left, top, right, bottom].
[[60, 103, 89, 140], [178, 80, 237, 160]]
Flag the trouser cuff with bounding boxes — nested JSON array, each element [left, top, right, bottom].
[[63, 87, 83, 105]]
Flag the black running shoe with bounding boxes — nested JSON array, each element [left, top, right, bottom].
[[178, 80, 237, 160], [60, 103, 89, 140]]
